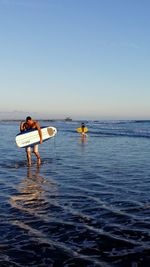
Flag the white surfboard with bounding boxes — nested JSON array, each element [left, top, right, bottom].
[[16, 126, 57, 148]]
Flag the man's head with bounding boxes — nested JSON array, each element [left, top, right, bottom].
[[26, 116, 32, 126]]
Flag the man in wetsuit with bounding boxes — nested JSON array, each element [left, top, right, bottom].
[[20, 116, 42, 166]]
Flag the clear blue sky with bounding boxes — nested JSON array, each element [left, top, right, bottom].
[[0, 0, 150, 119]]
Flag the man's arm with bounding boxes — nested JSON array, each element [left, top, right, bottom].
[[20, 121, 25, 132], [36, 122, 43, 144]]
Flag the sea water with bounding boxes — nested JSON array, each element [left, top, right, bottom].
[[0, 120, 150, 267]]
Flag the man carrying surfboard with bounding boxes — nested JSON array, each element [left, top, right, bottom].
[[20, 116, 42, 166], [76, 122, 88, 135]]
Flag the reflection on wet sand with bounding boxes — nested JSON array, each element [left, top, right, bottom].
[[10, 166, 57, 216]]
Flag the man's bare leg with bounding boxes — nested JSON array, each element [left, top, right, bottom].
[[26, 151, 32, 166], [33, 145, 41, 165], [34, 151, 41, 165]]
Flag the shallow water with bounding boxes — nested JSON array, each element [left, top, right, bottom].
[[0, 120, 150, 266]]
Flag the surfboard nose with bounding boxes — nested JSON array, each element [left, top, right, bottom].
[[47, 127, 57, 136]]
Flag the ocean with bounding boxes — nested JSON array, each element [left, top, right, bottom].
[[0, 120, 150, 267]]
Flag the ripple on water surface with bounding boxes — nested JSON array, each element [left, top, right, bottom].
[[0, 121, 150, 266]]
